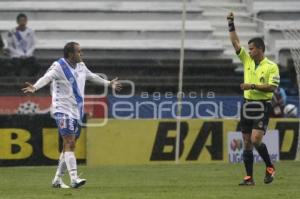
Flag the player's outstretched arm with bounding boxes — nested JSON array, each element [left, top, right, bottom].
[[85, 67, 122, 91], [227, 12, 241, 53], [22, 82, 36, 93], [110, 77, 122, 91]]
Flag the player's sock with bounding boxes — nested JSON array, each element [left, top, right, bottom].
[[243, 150, 253, 177], [53, 152, 67, 182], [255, 142, 273, 167], [64, 151, 78, 181]]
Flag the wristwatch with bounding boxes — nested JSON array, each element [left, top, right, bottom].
[[251, 84, 256, 90]]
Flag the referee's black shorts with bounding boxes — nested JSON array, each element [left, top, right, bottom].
[[240, 99, 272, 134]]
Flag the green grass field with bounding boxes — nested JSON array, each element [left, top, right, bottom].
[[0, 161, 299, 199]]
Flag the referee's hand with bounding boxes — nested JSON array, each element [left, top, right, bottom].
[[227, 12, 234, 23]]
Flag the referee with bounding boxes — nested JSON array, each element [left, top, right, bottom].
[[227, 12, 280, 186]]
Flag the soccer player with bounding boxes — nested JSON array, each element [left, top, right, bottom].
[[22, 42, 122, 188], [227, 12, 280, 185]]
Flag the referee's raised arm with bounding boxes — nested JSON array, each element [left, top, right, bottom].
[[227, 12, 241, 53]]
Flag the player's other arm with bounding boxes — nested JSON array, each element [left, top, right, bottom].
[[227, 12, 241, 53], [85, 67, 122, 91], [22, 63, 58, 93]]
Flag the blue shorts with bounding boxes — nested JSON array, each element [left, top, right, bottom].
[[54, 112, 81, 138]]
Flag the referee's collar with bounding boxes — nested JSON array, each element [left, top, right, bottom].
[[260, 57, 268, 64]]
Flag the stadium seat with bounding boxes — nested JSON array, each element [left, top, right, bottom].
[[0, 1, 204, 20], [0, 20, 214, 40], [253, 1, 300, 20], [30, 39, 224, 60]]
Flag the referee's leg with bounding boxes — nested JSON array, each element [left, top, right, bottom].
[[251, 129, 275, 184], [238, 132, 255, 186]]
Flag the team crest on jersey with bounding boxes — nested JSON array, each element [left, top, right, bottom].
[[260, 77, 265, 83]]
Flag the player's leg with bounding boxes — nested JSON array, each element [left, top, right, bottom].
[[53, 113, 86, 188], [63, 134, 86, 188], [62, 119, 86, 188], [63, 135, 78, 180], [52, 151, 69, 188], [52, 113, 70, 188]]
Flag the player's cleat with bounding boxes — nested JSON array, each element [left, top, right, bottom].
[[52, 178, 70, 189], [238, 176, 255, 186], [264, 166, 275, 184], [70, 178, 86, 188]]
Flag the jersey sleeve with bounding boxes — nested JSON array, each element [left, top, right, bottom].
[[268, 64, 280, 87], [85, 65, 110, 86], [33, 62, 60, 90], [237, 47, 251, 65]]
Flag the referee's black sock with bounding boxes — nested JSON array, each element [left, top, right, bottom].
[[255, 142, 273, 167], [243, 150, 254, 177]]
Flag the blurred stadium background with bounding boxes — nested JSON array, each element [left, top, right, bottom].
[[0, 0, 300, 198]]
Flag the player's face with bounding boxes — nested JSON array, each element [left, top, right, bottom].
[[17, 17, 27, 28], [72, 44, 83, 63]]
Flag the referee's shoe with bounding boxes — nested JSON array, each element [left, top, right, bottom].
[[264, 166, 275, 184], [238, 176, 255, 186]]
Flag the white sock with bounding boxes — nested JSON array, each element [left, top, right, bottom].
[[53, 152, 67, 182], [64, 151, 78, 181]]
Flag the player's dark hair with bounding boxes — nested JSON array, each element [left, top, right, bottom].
[[248, 37, 265, 53], [64, 42, 79, 58], [16, 13, 27, 22]]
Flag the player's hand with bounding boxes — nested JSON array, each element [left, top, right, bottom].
[[227, 12, 234, 23], [240, 83, 251, 90], [22, 82, 36, 93], [110, 77, 122, 91]]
